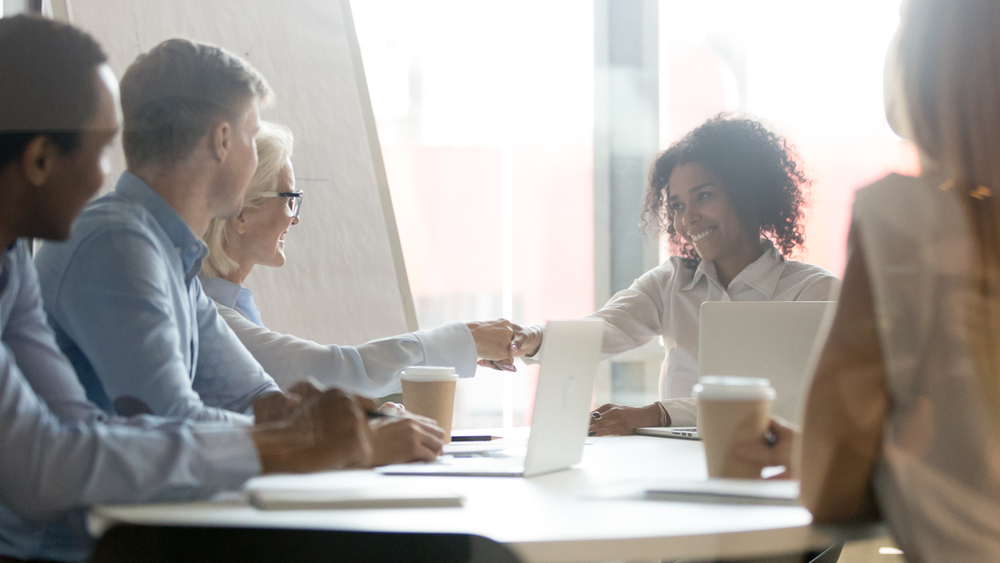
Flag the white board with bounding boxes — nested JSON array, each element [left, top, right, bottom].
[[70, 0, 418, 345]]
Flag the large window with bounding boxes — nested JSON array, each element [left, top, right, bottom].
[[353, 0, 913, 426], [658, 0, 916, 275], [353, 1, 594, 427]]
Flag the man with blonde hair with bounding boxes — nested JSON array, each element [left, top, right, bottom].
[[35, 35, 451, 469], [36, 38, 283, 422]]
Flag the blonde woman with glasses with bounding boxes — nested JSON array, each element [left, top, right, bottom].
[[200, 122, 520, 401]]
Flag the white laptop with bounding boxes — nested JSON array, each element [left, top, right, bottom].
[[696, 301, 835, 424], [378, 319, 604, 478]]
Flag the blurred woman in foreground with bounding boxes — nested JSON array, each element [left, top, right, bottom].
[[759, 1, 1000, 560]]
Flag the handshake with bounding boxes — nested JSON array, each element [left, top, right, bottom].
[[248, 318, 541, 475], [250, 382, 448, 474], [465, 319, 544, 372]]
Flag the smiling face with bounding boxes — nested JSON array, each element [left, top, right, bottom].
[[667, 161, 759, 265], [230, 159, 298, 269]]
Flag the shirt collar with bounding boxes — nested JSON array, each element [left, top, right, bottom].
[[199, 276, 242, 308], [199, 275, 264, 327], [680, 239, 785, 298], [115, 171, 208, 280]]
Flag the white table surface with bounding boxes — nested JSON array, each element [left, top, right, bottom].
[[88, 429, 831, 563]]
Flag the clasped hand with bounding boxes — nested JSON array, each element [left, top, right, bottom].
[[468, 319, 543, 372], [250, 381, 373, 474], [252, 383, 447, 472]]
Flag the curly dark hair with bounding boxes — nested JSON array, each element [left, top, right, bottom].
[[642, 114, 810, 269]]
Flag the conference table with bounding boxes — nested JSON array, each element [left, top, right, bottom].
[[88, 429, 834, 562]]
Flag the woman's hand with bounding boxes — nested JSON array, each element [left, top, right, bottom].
[[510, 323, 543, 358], [588, 403, 663, 436], [470, 320, 544, 372], [733, 417, 798, 479]]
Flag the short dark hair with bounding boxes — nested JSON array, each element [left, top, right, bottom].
[[0, 15, 107, 169], [120, 38, 272, 169], [643, 114, 810, 267]]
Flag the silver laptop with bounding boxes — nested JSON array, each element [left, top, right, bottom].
[[378, 319, 604, 478], [696, 301, 835, 424], [636, 426, 700, 440], [637, 302, 833, 439]]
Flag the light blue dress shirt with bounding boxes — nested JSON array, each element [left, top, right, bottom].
[[34, 171, 280, 423], [200, 276, 478, 397], [0, 241, 260, 562], [200, 276, 264, 328]]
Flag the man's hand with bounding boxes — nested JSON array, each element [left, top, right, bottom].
[[253, 392, 299, 425], [250, 388, 373, 473], [368, 416, 446, 466], [734, 417, 798, 479], [588, 403, 663, 436], [466, 319, 516, 371], [253, 380, 326, 425], [471, 321, 545, 372]]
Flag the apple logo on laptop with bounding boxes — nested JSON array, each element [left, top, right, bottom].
[[564, 376, 577, 408]]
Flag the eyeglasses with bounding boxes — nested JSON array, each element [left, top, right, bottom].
[[259, 191, 303, 218]]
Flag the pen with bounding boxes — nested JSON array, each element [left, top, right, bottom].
[[450, 435, 502, 442]]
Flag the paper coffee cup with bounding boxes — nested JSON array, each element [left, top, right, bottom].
[[400, 366, 458, 443], [693, 376, 775, 479]]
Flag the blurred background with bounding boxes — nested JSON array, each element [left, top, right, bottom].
[[352, 0, 916, 429]]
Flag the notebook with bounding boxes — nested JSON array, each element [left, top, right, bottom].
[[377, 319, 605, 478], [247, 485, 465, 510], [646, 479, 799, 506]]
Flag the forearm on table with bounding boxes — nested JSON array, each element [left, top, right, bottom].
[[0, 366, 258, 520], [658, 397, 696, 427]]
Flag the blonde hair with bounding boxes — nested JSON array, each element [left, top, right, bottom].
[[899, 0, 1000, 423], [201, 121, 294, 278]]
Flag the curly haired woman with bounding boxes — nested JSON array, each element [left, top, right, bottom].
[[514, 115, 840, 435]]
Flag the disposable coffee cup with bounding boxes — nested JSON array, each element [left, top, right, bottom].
[[400, 366, 459, 443], [693, 376, 776, 479]]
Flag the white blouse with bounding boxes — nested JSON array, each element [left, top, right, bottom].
[[855, 174, 1000, 563], [559, 240, 840, 426], [202, 277, 478, 397]]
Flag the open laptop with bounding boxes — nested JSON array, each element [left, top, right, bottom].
[[378, 319, 605, 478], [637, 301, 835, 439], [698, 301, 835, 424]]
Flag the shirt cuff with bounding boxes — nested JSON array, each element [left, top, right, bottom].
[[659, 397, 697, 427], [192, 426, 262, 487], [413, 321, 478, 378]]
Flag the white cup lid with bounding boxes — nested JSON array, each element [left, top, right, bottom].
[[401, 366, 458, 382], [692, 376, 776, 401]]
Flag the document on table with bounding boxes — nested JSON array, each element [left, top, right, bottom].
[[247, 486, 465, 510], [645, 479, 800, 506]]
